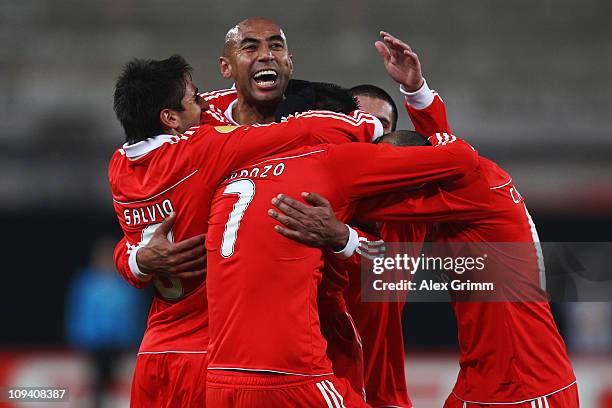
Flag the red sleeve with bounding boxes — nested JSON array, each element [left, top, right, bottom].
[[113, 237, 150, 289], [188, 109, 383, 178], [288, 110, 383, 143], [405, 92, 451, 136], [328, 132, 479, 201], [353, 170, 490, 223]]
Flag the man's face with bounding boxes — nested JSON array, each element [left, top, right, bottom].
[[355, 95, 395, 133], [220, 20, 293, 106], [174, 79, 202, 133]]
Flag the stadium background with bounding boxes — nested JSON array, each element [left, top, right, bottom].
[[1, 0, 611, 406]]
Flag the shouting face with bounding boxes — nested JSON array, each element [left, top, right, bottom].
[[220, 18, 293, 107]]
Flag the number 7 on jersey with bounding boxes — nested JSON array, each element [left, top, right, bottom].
[[221, 179, 256, 258]]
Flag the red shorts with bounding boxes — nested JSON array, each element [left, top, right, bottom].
[[130, 352, 208, 408], [206, 370, 370, 408], [444, 382, 579, 408]]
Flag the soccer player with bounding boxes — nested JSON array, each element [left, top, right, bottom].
[[115, 17, 312, 285], [198, 17, 294, 127], [109, 54, 384, 407], [348, 85, 419, 408], [205, 121, 482, 407], [111, 17, 391, 400], [271, 32, 579, 408], [289, 61, 441, 408], [350, 84, 398, 133], [111, 17, 444, 404]]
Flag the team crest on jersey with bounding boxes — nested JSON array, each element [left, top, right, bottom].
[[214, 126, 238, 133]]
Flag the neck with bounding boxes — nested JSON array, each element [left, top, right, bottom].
[[232, 94, 278, 125]]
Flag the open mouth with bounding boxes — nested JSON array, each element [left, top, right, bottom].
[[252, 69, 278, 89]]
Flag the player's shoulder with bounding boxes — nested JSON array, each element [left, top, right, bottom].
[[478, 156, 512, 189], [201, 88, 238, 104], [199, 88, 237, 125], [175, 124, 249, 152], [108, 144, 133, 180], [110, 146, 127, 162], [254, 144, 331, 165], [230, 144, 330, 175], [108, 129, 213, 172], [291, 109, 373, 123]]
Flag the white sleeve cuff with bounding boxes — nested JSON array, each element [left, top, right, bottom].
[[400, 78, 434, 110], [332, 225, 359, 259], [371, 116, 384, 142], [129, 246, 153, 282]]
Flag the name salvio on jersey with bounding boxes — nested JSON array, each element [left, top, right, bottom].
[[123, 198, 175, 226]]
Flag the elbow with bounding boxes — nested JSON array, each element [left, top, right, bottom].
[[455, 143, 479, 174]]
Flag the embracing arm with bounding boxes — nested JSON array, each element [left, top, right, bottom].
[[329, 131, 478, 200], [112, 214, 206, 288]]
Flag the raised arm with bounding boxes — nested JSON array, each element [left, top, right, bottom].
[[376, 31, 451, 135]]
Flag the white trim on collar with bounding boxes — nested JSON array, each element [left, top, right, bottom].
[[224, 99, 240, 125], [123, 134, 175, 159]]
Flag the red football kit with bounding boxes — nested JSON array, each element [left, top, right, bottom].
[[323, 85, 452, 408], [205, 132, 480, 407], [109, 109, 383, 406], [357, 89, 577, 406], [343, 223, 426, 408], [110, 86, 392, 402], [352, 158, 490, 408], [203, 87, 376, 398]]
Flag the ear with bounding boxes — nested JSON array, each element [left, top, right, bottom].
[[288, 54, 294, 74], [159, 108, 180, 132], [219, 56, 233, 79]]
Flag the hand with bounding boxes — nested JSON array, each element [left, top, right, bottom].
[[136, 213, 207, 279], [375, 31, 424, 92], [268, 192, 348, 250]]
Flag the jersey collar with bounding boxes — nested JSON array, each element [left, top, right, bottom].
[[224, 99, 240, 125], [122, 134, 175, 160]]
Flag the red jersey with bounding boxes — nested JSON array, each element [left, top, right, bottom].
[[205, 132, 480, 376], [108, 111, 382, 352], [342, 222, 427, 408], [334, 90, 452, 408], [359, 95, 576, 403], [200, 88, 239, 126], [446, 160, 575, 403], [200, 86, 416, 401], [352, 153, 490, 408], [112, 88, 239, 291]]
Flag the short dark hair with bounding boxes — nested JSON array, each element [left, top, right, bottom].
[[349, 84, 398, 131], [377, 130, 431, 147], [275, 80, 359, 121], [311, 82, 358, 113], [113, 54, 192, 144]]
